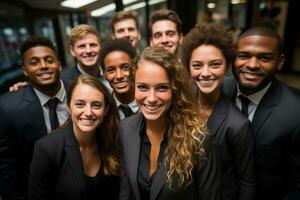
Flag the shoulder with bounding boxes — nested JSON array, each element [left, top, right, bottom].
[[35, 127, 66, 152], [120, 112, 143, 129]]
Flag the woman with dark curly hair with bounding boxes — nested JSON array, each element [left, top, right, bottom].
[[181, 23, 255, 200], [29, 75, 121, 200], [119, 47, 221, 200]]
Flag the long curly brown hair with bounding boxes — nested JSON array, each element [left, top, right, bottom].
[[132, 47, 207, 187]]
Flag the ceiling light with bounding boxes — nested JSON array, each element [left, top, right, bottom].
[[207, 3, 216, 9], [123, 0, 137, 5], [60, 0, 97, 9], [124, 0, 166, 11], [91, 3, 116, 16]]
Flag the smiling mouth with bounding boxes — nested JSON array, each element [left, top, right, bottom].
[[143, 104, 162, 112], [114, 81, 128, 88], [79, 118, 96, 125], [38, 72, 54, 78]]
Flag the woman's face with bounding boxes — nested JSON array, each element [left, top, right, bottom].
[[190, 45, 226, 96], [135, 59, 172, 122], [69, 83, 107, 135]]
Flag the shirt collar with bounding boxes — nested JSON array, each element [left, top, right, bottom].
[[34, 80, 66, 106], [113, 92, 139, 113], [236, 82, 271, 105]]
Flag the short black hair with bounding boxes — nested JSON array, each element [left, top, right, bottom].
[[19, 36, 58, 63], [99, 39, 137, 71], [239, 26, 283, 55]]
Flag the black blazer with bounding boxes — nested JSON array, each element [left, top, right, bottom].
[[119, 113, 221, 200], [223, 76, 300, 200], [61, 65, 81, 89], [0, 86, 48, 200], [28, 123, 119, 200], [208, 94, 255, 200]]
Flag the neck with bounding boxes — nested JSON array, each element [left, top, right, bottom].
[[146, 116, 167, 139], [115, 89, 135, 104], [74, 128, 97, 148], [198, 89, 221, 108], [34, 80, 61, 97], [79, 63, 100, 77]]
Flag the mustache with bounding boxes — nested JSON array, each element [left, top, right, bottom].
[[240, 68, 266, 76]]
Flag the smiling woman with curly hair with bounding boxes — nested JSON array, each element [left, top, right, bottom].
[[119, 47, 221, 200]]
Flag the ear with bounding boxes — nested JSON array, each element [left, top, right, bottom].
[[70, 45, 76, 57], [22, 66, 28, 76], [277, 54, 285, 71], [179, 33, 183, 45], [137, 31, 141, 41], [58, 61, 62, 71], [150, 37, 153, 47]]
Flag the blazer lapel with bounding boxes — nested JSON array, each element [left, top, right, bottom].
[[251, 81, 279, 134], [150, 163, 166, 200], [64, 124, 86, 198], [24, 86, 47, 137], [207, 94, 228, 136], [127, 113, 143, 199]]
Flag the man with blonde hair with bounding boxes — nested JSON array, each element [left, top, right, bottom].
[[61, 24, 109, 88]]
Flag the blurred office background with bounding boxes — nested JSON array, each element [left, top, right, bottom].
[[0, 0, 299, 94]]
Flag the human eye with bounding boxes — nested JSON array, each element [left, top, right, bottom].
[[259, 54, 273, 62], [210, 61, 222, 68], [191, 62, 202, 70], [77, 44, 86, 49], [75, 101, 84, 108], [117, 28, 124, 34], [128, 27, 135, 32], [29, 58, 40, 66], [105, 67, 115, 73], [121, 64, 130, 71], [46, 57, 56, 64], [136, 84, 148, 91], [92, 102, 103, 109], [157, 84, 170, 92], [237, 53, 250, 60], [166, 31, 176, 37], [153, 32, 162, 39]]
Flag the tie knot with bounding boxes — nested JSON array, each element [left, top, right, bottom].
[[47, 98, 59, 109], [119, 104, 133, 118]]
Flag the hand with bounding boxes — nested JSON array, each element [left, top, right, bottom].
[[9, 81, 29, 92]]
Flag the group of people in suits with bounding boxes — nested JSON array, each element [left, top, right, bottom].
[[0, 8, 300, 200]]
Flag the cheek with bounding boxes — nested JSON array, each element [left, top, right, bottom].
[[135, 90, 145, 104], [190, 68, 200, 80]]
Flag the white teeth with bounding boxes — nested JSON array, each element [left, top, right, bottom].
[[115, 82, 127, 88], [144, 104, 160, 111], [200, 80, 213, 85], [80, 118, 94, 124]]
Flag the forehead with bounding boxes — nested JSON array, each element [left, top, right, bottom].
[[72, 83, 104, 99], [238, 35, 278, 53], [114, 19, 137, 30], [104, 51, 131, 63], [191, 45, 225, 59], [152, 20, 177, 33], [24, 46, 57, 59], [73, 33, 99, 45], [136, 60, 169, 82]]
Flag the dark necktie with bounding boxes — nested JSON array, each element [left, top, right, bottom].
[[239, 95, 250, 117], [47, 98, 60, 130], [119, 104, 133, 118]]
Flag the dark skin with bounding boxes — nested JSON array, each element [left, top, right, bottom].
[[22, 46, 62, 97]]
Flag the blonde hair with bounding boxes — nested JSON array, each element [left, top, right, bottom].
[[132, 47, 207, 187], [69, 24, 100, 46]]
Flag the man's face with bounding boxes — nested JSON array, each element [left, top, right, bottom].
[[233, 35, 285, 94], [70, 33, 100, 70], [113, 19, 141, 47], [23, 46, 61, 89], [150, 20, 183, 54]]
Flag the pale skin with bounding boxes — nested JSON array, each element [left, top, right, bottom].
[[135, 59, 172, 176]]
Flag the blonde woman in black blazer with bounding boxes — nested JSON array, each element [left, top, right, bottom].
[[29, 75, 120, 200], [181, 24, 255, 200], [119, 47, 221, 200]]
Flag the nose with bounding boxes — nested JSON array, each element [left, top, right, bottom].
[[202, 65, 211, 77], [116, 68, 123, 80], [124, 30, 130, 37], [85, 45, 92, 52], [84, 105, 92, 116], [247, 57, 260, 69], [40, 59, 47, 69], [161, 34, 168, 44], [147, 89, 158, 102]]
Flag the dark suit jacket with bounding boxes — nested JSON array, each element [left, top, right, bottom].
[[28, 123, 119, 200], [61, 65, 81, 89], [223, 76, 300, 200], [119, 113, 221, 200], [208, 94, 255, 200], [0, 86, 48, 200]]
